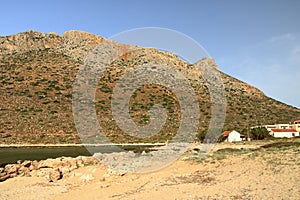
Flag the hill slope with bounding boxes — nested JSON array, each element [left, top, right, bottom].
[[1, 30, 299, 144]]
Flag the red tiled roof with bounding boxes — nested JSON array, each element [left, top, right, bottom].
[[271, 128, 297, 132], [223, 131, 233, 136]]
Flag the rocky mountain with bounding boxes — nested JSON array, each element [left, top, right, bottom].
[[1, 30, 299, 144]]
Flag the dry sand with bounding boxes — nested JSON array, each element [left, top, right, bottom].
[[1, 142, 299, 200]]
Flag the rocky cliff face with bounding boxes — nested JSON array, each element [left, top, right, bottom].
[[0, 30, 105, 62], [0, 30, 61, 54], [0, 30, 299, 144]]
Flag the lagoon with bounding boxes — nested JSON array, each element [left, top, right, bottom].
[[0, 143, 164, 166]]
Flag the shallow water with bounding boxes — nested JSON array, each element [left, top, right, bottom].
[[0, 146, 92, 166], [0, 144, 162, 166]]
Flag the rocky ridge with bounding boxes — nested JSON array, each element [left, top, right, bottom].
[[0, 30, 105, 62]]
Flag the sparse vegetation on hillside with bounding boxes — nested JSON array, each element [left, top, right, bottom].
[[0, 31, 300, 144]]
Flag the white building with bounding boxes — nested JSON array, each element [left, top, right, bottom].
[[270, 128, 300, 138], [264, 124, 294, 132], [223, 130, 243, 143]]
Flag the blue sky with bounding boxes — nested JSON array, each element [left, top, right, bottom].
[[1, 0, 299, 108]]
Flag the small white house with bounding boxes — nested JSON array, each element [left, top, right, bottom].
[[223, 130, 243, 143], [270, 128, 299, 138]]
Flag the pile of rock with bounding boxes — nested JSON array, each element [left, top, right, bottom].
[[0, 156, 98, 182]]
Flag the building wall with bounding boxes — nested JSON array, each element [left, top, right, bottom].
[[227, 131, 242, 142], [293, 120, 300, 132], [255, 120, 300, 136], [293, 124, 300, 132], [271, 131, 300, 138]]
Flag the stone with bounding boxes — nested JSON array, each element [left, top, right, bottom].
[[0, 172, 7, 177], [81, 156, 98, 166], [59, 157, 78, 173], [18, 166, 30, 176], [29, 160, 38, 171], [22, 160, 32, 168], [0, 173, 10, 182], [36, 168, 61, 182], [36, 168, 51, 177], [76, 157, 85, 167], [0, 156, 99, 182], [37, 157, 78, 173], [37, 158, 57, 169], [49, 169, 62, 182], [59, 167, 70, 175], [4, 164, 19, 174]]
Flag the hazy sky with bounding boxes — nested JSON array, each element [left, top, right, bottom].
[[1, 0, 299, 108]]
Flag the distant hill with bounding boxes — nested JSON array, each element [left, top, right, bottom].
[[1, 30, 299, 144]]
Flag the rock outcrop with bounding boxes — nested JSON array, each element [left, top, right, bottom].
[[0, 30, 105, 62], [0, 156, 98, 182]]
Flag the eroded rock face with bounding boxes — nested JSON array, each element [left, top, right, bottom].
[[0, 30, 106, 62], [0, 156, 99, 182], [0, 30, 61, 54]]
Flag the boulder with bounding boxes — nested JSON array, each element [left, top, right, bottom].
[[58, 157, 78, 174], [0, 173, 10, 182], [4, 164, 20, 174], [37, 157, 79, 176], [29, 160, 38, 171], [37, 168, 61, 182], [76, 157, 84, 167], [38, 157, 78, 169], [18, 166, 30, 176], [49, 169, 62, 182], [21, 160, 32, 168], [37, 158, 58, 169]]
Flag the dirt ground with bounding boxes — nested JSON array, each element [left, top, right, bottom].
[[1, 141, 300, 200]]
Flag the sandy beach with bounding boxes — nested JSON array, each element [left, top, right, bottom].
[[1, 140, 299, 200]]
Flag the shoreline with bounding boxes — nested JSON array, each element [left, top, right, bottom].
[[0, 143, 166, 148], [1, 138, 297, 148], [0, 144, 83, 148], [1, 140, 299, 199]]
